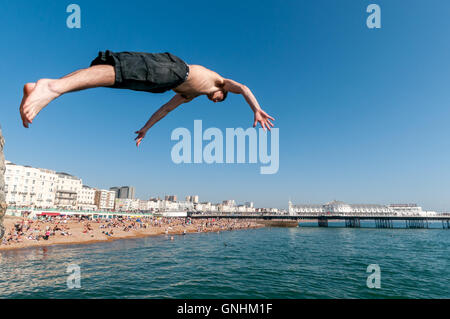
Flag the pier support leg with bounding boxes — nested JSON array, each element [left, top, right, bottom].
[[406, 219, 429, 229], [375, 219, 393, 229], [345, 218, 360, 228], [318, 217, 328, 227]]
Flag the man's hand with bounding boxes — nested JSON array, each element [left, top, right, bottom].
[[222, 79, 275, 131], [253, 109, 275, 131], [134, 127, 148, 147]]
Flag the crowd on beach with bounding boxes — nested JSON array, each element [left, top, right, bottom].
[[1, 215, 260, 247], [2, 217, 73, 245]]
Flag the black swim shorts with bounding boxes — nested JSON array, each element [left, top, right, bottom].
[[90, 50, 189, 93]]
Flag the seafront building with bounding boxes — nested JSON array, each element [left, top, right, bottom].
[[119, 186, 135, 199], [78, 185, 97, 211], [110, 186, 135, 199], [139, 198, 160, 211], [109, 187, 120, 199], [165, 195, 177, 202], [186, 195, 199, 203], [115, 198, 140, 211], [4, 161, 57, 208], [55, 172, 82, 209], [94, 189, 115, 210]]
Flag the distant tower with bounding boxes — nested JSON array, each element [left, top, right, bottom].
[[109, 187, 120, 199], [165, 195, 177, 202], [288, 199, 294, 215], [119, 186, 135, 199]]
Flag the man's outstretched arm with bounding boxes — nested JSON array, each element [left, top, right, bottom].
[[135, 94, 190, 147], [222, 78, 275, 131]]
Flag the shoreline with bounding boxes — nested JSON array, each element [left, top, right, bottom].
[[0, 216, 265, 252]]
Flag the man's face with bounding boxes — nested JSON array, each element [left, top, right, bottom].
[[208, 90, 226, 103]]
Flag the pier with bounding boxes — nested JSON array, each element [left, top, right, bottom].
[[189, 212, 450, 229]]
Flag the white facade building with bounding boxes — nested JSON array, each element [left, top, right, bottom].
[[78, 185, 97, 210], [55, 172, 82, 209], [160, 200, 180, 211], [139, 199, 160, 211], [4, 161, 57, 208], [95, 189, 115, 210], [177, 200, 195, 211], [115, 198, 140, 211]]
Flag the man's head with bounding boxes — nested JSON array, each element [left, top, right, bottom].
[[208, 89, 228, 103]]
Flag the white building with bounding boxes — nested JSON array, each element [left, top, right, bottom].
[[222, 200, 235, 206], [185, 195, 199, 203], [195, 202, 211, 212], [160, 199, 180, 211], [177, 200, 195, 211], [139, 199, 160, 211], [218, 200, 236, 213], [55, 172, 82, 209], [95, 189, 115, 210], [4, 161, 57, 208], [78, 185, 97, 211], [115, 198, 140, 211]]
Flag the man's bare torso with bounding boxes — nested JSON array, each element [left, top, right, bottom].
[[173, 65, 224, 100]]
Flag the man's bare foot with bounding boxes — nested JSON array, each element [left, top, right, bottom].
[[19, 79, 60, 128], [19, 83, 35, 127]]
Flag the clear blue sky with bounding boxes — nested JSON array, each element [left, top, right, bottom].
[[1, 1, 450, 210]]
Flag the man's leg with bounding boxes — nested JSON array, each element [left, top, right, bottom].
[[20, 65, 115, 128]]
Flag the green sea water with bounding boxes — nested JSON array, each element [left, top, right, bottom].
[[0, 226, 448, 298]]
